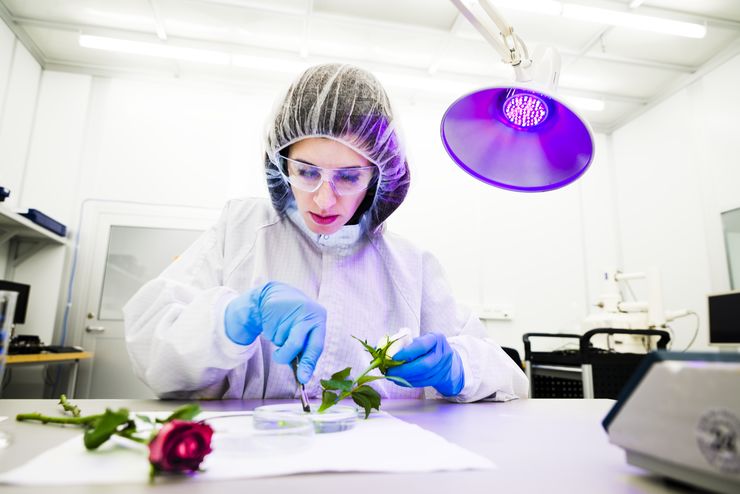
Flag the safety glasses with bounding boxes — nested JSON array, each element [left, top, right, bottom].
[[278, 154, 378, 196]]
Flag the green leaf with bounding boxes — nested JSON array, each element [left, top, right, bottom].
[[356, 373, 412, 388], [320, 378, 353, 392], [355, 375, 386, 386], [320, 366, 353, 392], [119, 419, 137, 435], [373, 335, 409, 374], [377, 335, 405, 360], [378, 358, 405, 375], [330, 367, 352, 381], [318, 389, 339, 412], [351, 385, 381, 419], [136, 414, 154, 424], [376, 337, 395, 358], [159, 404, 201, 423], [352, 335, 380, 360], [384, 375, 412, 387], [83, 408, 131, 450]]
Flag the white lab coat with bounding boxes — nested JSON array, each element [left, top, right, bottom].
[[123, 198, 528, 401]]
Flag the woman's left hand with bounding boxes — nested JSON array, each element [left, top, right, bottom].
[[386, 333, 464, 396]]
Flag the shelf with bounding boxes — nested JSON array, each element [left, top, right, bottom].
[[0, 203, 68, 247], [6, 351, 93, 365]]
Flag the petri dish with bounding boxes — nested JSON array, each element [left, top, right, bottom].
[[209, 413, 314, 456], [253, 404, 357, 434]]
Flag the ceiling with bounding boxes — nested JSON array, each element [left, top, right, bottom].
[[2, 0, 740, 133]]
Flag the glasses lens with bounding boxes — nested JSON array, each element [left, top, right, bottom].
[[286, 159, 322, 191], [330, 168, 375, 195], [284, 158, 375, 195]]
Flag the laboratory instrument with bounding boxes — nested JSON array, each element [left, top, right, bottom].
[[583, 268, 691, 351], [604, 351, 740, 494]]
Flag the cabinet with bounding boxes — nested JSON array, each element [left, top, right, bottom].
[[0, 203, 71, 397]]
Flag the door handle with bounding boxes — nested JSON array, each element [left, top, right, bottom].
[[85, 326, 106, 333]]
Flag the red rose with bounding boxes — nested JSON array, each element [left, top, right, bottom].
[[148, 420, 214, 473]]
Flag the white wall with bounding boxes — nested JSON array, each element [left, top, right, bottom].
[[0, 22, 44, 329], [0, 29, 41, 210], [0, 23, 48, 398], [14, 69, 614, 362], [610, 53, 740, 351], [11, 21, 740, 385], [9, 71, 92, 349], [0, 19, 13, 277], [0, 17, 15, 121], [75, 77, 270, 207], [690, 57, 740, 293]]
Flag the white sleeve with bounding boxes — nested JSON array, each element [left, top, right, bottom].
[[419, 251, 529, 402], [123, 202, 259, 398]]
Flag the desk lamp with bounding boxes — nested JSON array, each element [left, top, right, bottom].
[[442, 0, 595, 192]]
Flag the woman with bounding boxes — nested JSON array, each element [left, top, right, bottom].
[[123, 63, 528, 402]]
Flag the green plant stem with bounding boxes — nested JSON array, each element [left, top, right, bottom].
[[320, 336, 408, 414], [117, 433, 149, 444], [59, 394, 81, 417], [354, 359, 381, 384], [333, 359, 382, 402], [16, 413, 101, 425], [334, 389, 354, 402]]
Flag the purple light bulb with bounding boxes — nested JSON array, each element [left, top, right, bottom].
[[502, 93, 549, 128]]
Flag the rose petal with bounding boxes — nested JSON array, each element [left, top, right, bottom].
[[149, 420, 213, 473]]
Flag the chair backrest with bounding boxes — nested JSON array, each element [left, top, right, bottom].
[[501, 346, 523, 370], [522, 333, 584, 399]]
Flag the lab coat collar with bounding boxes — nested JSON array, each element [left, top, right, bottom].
[[286, 206, 364, 254]]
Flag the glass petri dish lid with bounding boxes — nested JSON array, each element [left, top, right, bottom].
[[209, 412, 314, 456], [253, 404, 357, 434]]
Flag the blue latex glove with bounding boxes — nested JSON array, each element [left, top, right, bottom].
[[386, 333, 464, 397], [224, 281, 326, 384]]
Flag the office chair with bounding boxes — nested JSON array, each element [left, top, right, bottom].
[[501, 346, 524, 370]]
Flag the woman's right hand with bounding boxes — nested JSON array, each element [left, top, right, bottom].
[[224, 281, 326, 384]]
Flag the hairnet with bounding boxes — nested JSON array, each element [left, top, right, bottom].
[[264, 63, 410, 235]]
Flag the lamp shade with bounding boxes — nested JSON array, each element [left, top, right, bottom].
[[440, 86, 595, 192]]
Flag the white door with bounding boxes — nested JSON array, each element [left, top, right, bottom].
[[72, 202, 219, 398]]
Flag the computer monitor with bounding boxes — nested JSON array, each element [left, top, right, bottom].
[[0, 280, 30, 324], [708, 290, 740, 345]]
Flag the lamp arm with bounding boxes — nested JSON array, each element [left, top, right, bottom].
[[479, 0, 530, 67], [449, 0, 532, 70]]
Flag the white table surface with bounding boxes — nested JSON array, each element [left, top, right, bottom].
[[0, 398, 698, 493]]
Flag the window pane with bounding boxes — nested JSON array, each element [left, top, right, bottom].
[[99, 226, 203, 320], [722, 208, 740, 290]]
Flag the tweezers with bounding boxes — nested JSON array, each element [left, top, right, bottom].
[[292, 357, 311, 413]]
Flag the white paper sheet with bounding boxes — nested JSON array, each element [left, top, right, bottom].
[[0, 411, 494, 485]]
